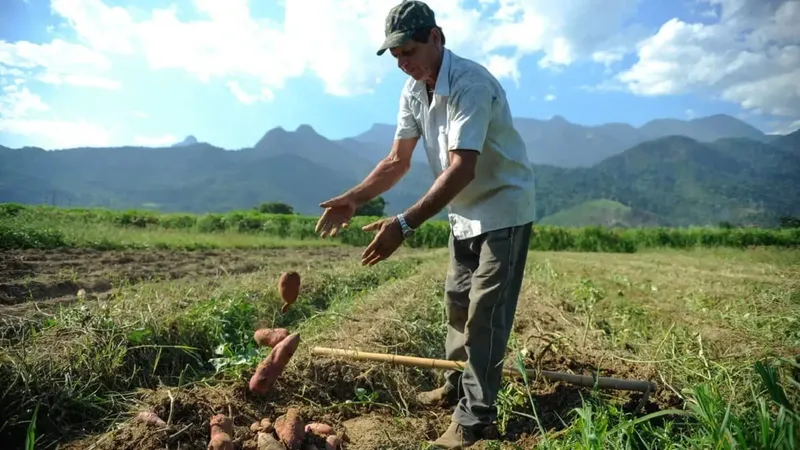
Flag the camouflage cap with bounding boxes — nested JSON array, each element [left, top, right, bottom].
[[377, 0, 437, 56]]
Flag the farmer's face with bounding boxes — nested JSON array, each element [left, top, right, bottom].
[[390, 29, 441, 82]]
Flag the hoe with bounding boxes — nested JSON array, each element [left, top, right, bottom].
[[311, 346, 658, 413]]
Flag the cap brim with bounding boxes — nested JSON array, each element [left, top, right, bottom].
[[376, 30, 413, 56]]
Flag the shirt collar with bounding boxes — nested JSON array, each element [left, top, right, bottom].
[[413, 48, 452, 98], [433, 48, 452, 97]]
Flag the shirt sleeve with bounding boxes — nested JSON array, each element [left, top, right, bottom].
[[394, 89, 421, 140], [446, 83, 495, 153]]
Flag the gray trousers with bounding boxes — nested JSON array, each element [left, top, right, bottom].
[[442, 222, 533, 428]]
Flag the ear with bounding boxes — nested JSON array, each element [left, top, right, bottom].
[[431, 27, 440, 45]]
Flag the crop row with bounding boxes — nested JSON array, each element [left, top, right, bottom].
[[2, 203, 798, 252]]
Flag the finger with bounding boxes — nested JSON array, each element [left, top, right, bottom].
[[320, 221, 334, 238], [319, 198, 338, 208], [361, 220, 383, 232], [315, 209, 331, 234], [362, 234, 381, 258], [363, 251, 384, 266]]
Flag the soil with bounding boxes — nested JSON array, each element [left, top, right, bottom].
[[0, 247, 359, 315], [13, 248, 687, 450]]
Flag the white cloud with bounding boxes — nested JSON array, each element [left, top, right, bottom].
[[39, 0, 641, 100], [544, 93, 556, 101], [769, 118, 800, 135], [0, 118, 111, 148], [134, 134, 177, 146], [0, 80, 110, 148], [616, 0, 800, 120], [0, 84, 50, 118], [0, 38, 121, 89], [226, 80, 275, 105], [592, 49, 625, 69]]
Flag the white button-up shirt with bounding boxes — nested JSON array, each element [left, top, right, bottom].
[[394, 48, 537, 240]]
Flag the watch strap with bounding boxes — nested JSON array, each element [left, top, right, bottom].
[[396, 214, 413, 237]]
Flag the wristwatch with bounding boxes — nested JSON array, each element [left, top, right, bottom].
[[396, 214, 415, 239]]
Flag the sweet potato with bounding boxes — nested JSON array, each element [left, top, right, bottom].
[[250, 417, 274, 433], [278, 271, 301, 304], [256, 431, 285, 450], [274, 407, 305, 450], [305, 423, 334, 438], [135, 411, 167, 427], [208, 414, 233, 450], [254, 328, 290, 347], [325, 435, 341, 450], [249, 332, 301, 394]]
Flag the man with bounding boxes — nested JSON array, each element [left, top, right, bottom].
[[315, 1, 536, 448]]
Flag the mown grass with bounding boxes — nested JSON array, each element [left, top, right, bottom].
[[496, 248, 800, 449], [0, 251, 429, 449], [3, 202, 799, 253], [1, 207, 798, 449], [246, 245, 799, 449]]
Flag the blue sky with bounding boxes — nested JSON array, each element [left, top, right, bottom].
[[1, 0, 798, 150]]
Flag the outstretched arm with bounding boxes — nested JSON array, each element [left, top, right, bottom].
[[339, 90, 421, 206], [402, 84, 494, 229], [341, 136, 418, 206]]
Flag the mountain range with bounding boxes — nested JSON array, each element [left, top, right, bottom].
[[1, 114, 798, 227], [351, 113, 772, 167]]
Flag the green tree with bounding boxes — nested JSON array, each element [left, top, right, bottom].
[[256, 202, 294, 214], [355, 196, 386, 217], [778, 215, 800, 228]]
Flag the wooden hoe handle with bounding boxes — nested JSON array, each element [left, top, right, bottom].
[[311, 346, 658, 393]]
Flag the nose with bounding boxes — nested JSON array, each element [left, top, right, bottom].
[[397, 56, 408, 70]]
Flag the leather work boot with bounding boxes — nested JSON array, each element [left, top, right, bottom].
[[429, 421, 479, 449], [416, 384, 458, 407]]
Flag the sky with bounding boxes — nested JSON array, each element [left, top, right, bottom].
[[0, 0, 798, 150]]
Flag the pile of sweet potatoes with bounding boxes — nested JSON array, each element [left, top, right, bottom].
[[206, 409, 347, 450]]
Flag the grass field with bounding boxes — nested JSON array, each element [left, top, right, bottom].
[[1, 207, 798, 449]]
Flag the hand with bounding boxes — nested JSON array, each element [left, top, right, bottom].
[[360, 217, 404, 266], [316, 195, 358, 238]]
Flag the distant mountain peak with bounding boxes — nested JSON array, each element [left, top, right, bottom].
[[295, 124, 318, 136], [172, 135, 199, 147]]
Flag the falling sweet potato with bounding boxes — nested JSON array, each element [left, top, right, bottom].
[[278, 271, 301, 311], [207, 414, 233, 450], [278, 271, 301, 303], [305, 423, 334, 438], [249, 332, 301, 394], [274, 408, 305, 450], [254, 328, 290, 347], [256, 431, 284, 450]]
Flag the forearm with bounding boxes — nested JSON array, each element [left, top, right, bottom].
[[403, 165, 474, 229], [345, 157, 409, 206]]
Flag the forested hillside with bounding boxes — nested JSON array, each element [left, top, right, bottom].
[[1, 118, 797, 227]]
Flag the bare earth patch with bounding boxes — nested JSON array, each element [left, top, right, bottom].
[[0, 246, 363, 315]]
